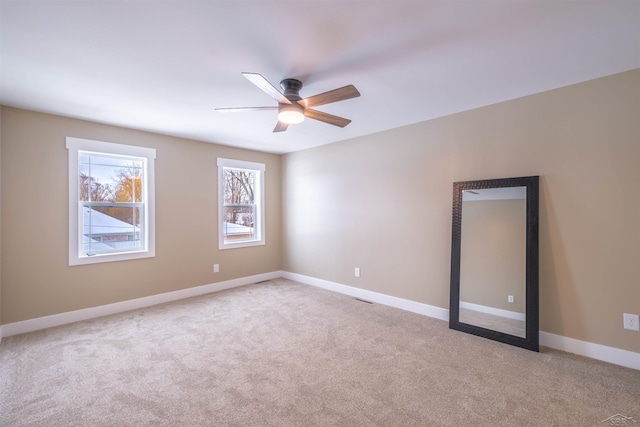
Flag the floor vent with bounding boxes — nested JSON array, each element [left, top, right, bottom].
[[354, 298, 373, 304]]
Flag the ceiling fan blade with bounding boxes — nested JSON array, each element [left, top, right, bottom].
[[304, 109, 352, 128], [301, 85, 360, 108], [273, 121, 289, 132], [215, 106, 278, 112], [242, 72, 291, 105]]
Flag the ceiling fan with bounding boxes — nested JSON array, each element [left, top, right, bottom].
[[215, 72, 361, 132]]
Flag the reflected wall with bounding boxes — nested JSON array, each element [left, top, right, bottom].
[[460, 188, 526, 337]]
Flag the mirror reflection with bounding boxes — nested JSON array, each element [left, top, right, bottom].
[[459, 186, 526, 338]]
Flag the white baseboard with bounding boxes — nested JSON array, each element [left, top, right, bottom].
[[282, 272, 639, 371], [1, 270, 637, 371], [460, 301, 526, 322], [539, 331, 640, 371], [0, 271, 281, 339], [281, 272, 450, 321]]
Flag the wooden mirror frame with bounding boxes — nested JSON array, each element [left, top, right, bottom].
[[449, 176, 539, 352]]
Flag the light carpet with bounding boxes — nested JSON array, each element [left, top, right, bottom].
[[1, 278, 638, 426]]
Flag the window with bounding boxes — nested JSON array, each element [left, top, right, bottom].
[[217, 158, 265, 249], [67, 137, 156, 265]]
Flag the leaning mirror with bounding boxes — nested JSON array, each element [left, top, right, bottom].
[[449, 176, 539, 351]]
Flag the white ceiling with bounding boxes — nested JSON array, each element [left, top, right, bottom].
[[1, 1, 638, 154]]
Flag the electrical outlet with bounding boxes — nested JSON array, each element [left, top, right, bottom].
[[623, 313, 639, 331], [354, 267, 361, 278], [508, 295, 514, 303], [213, 264, 219, 273]]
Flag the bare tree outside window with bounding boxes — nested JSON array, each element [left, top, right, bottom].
[[79, 172, 113, 203], [223, 169, 256, 241], [217, 157, 264, 249]]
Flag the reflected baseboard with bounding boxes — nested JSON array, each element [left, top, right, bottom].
[[459, 301, 526, 321], [459, 307, 525, 338]]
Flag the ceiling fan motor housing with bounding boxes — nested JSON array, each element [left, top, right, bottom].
[[280, 78, 303, 102], [278, 78, 305, 124]]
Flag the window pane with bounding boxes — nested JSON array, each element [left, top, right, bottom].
[[222, 205, 255, 241], [117, 172, 143, 203], [82, 206, 143, 253], [79, 163, 114, 202], [81, 154, 143, 169], [79, 154, 144, 203], [224, 169, 255, 205]]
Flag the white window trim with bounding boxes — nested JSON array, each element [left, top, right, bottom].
[[67, 137, 156, 266], [217, 157, 265, 250]]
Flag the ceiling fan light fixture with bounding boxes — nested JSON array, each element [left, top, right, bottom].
[[278, 104, 305, 124]]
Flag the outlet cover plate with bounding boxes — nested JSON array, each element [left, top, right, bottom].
[[623, 313, 639, 331]]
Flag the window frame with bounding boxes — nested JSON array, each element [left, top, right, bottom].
[[217, 157, 266, 250], [67, 137, 156, 266]]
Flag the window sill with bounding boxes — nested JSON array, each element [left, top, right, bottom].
[[219, 240, 265, 250], [69, 250, 155, 266]]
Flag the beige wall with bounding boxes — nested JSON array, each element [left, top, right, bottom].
[[283, 69, 640, 353], [460, 199, 526, 313], [0, 107, 282, 324]]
